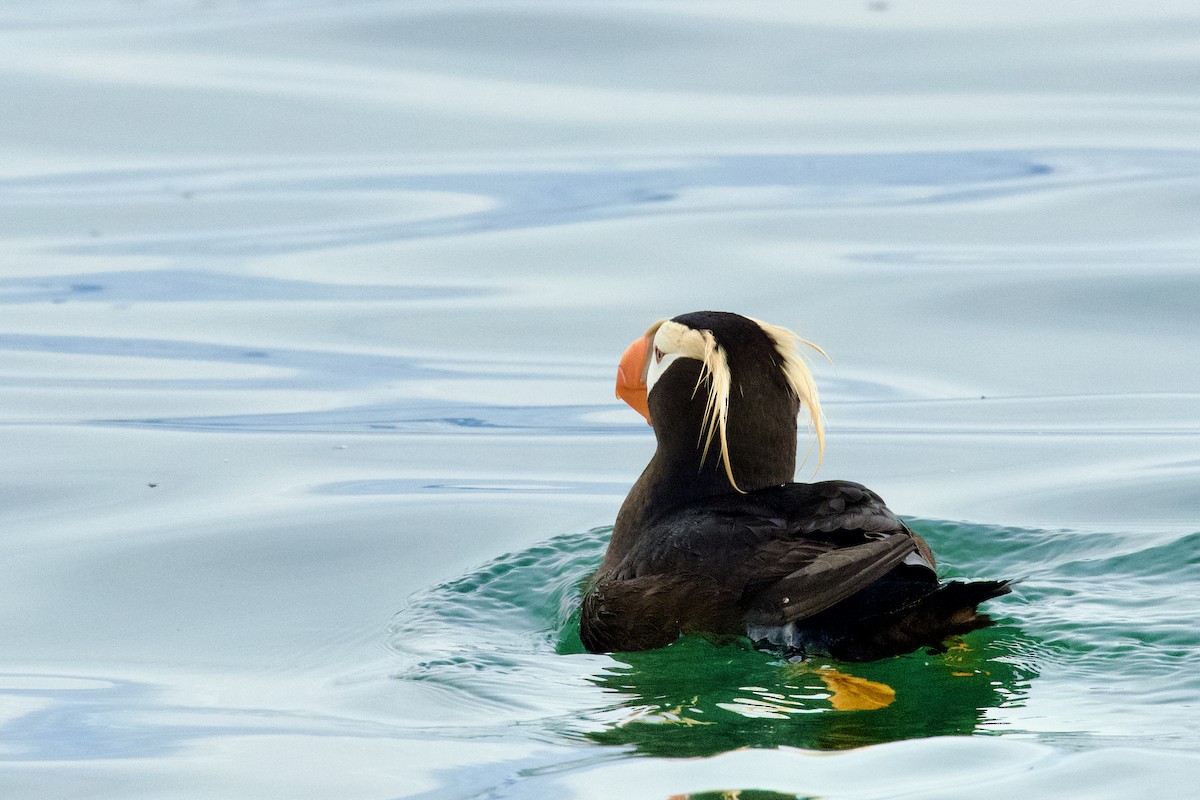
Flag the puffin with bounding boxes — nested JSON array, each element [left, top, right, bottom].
[[580, 311, 1010, 660]]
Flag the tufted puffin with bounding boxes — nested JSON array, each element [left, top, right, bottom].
[[580, 311, 1010, 660]]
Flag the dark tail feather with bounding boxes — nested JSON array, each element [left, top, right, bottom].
[[829, 579, 1012, 661]]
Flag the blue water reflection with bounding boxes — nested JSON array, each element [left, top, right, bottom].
[[1, 150, 1195, 257]]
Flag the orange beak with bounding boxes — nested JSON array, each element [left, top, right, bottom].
[[616, 334, 653, 425]]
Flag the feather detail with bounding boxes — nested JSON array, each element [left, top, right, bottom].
[[686, 328, 739, 492], [653, 316, 827, 492], [750, 317, 828, 469], [654, 320, 743, 492]]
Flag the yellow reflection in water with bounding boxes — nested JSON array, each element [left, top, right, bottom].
[[814, 668, 897, 711]]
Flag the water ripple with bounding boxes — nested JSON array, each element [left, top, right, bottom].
[[4, 149, 1198, 256], [386, 522, 1036, 756], [0, 270, 485, 304]]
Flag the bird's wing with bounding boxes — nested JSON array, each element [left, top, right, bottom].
[[615, 480, 933, 626], [741, 533, 916, 626]]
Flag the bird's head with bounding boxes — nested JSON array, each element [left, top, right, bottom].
[[616, 311, 826, 492]]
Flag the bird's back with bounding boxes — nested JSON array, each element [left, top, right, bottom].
[[582, 480, 1009, 658]]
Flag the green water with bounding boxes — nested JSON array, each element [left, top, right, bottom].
[[389, 516, 1200, 762]]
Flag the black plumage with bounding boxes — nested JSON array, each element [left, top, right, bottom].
[[580, 311, 1010, 660]]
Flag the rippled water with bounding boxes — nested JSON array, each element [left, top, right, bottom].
[[2, 2, 1200, 798]]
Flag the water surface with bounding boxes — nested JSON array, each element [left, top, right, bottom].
[[1, 2, 1199, 798]]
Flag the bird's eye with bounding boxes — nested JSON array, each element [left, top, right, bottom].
[[654, 346, 664, 364]]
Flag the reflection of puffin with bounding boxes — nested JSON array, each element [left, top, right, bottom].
[[581, 311, 1009, 660]]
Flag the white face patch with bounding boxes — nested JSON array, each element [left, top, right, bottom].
[[646, 320, 709, 395], [646, 320, 738, 489], [645, 349, 682, 395]]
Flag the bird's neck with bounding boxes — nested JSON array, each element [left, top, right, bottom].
[[604, 401, 798, 571]]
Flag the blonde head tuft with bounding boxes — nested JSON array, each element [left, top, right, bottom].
[[750, 317, 827, 471], [651, 316, 828, 491]]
